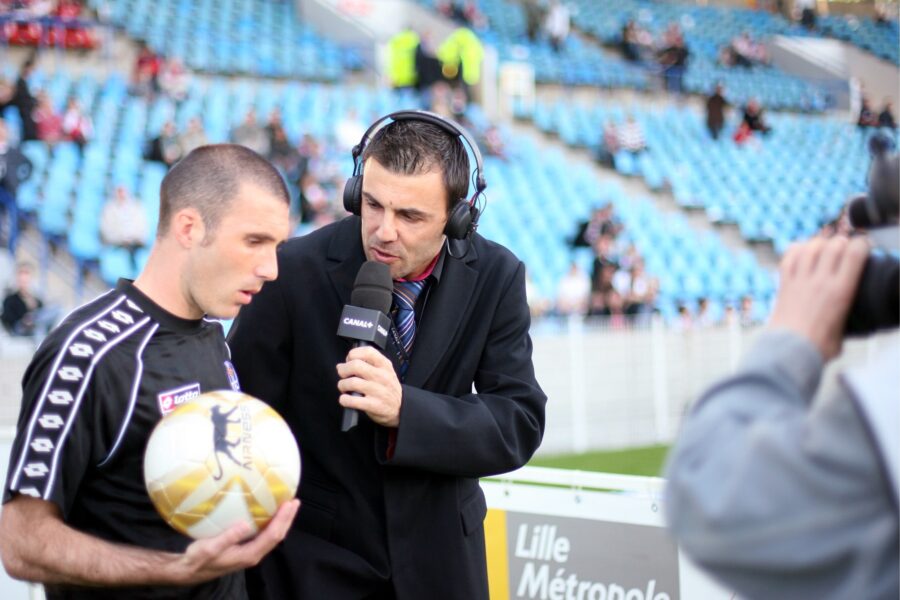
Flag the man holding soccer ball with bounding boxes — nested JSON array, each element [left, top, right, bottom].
[[0, 145, 298, 599]]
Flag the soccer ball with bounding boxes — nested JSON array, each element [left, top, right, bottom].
[[143, 390, 301, 540]]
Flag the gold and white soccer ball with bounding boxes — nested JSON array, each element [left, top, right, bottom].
[[143, 390, 301, 540]]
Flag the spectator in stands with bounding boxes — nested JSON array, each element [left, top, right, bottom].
[[620, 19, 652, 63], [727, 31, 768, 68], [617, 114, 647, 155], [614, 258, 657, 319], [264, 108, 285, 149], [526, 273, 551, 319], [618, 242, 641, 271], [297, 172, 328, 225], [158, 57, 190, 104], [695, 297, 717, 328], [723, 303, 738, 327], [22, 0, 55, 18], [1, 261, 58, 338], [481, 125, 507, 160], [0, 117, 33, 201], [145, 120, 181, 167], [100, 186, 148, 270], [739, 295, 757, 327], [673, 304, 693, 331], [523, 0, 544, 42], [572, 204, 621, 248], [878, 99, 896, 130], [796, 0, 817, 30], [438, 0, 485, 29], [32, 91, 63, 144], [657, 29, 689, 94], [706, 83, 728, 140], [0, 79, 11, 108], [3, 57, 38, 141], [555, 261, 590, 316], [387, 28, 420, 91], [857, 97, 880, 130], [415, 30, 445, 104], [266, 120, 298, 173], [605, 289, 629, 328], [132, 41, 161, 98], [437, 26, 484, 102], [0, 117, 31, 249], [61, 97, 92, 151], [588, 260, 617, 317], [178, 116, 208, 156], [737, 98, 771, 141], [545, 0, 571, 53], [588, 234, 620, 316], [594, 120, 620, 167], [231, 109, 270, 157], [293, 132, 321, 184], [334, 108, 366, 154]]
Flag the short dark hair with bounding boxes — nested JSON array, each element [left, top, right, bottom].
[[158, 144, 289, 239], [361, 119, 470, 211]]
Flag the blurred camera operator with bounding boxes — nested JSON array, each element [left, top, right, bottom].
[[664, 144, 899, 599]]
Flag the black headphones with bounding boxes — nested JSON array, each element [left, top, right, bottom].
[[343, 110, 487, 240]]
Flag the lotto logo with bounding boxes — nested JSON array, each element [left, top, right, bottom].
[[112, 310, 135, 325], [38, 414, 65, 429], [157, 383, 201, 415], [23, 462, 49, 478], [83, 328, 107, 343], [30, 438, 54, 453], [98, 320, 121, 335], [48, 390, 74, 405], [57, 366, 84, 381], [69, 343, 94, 358]]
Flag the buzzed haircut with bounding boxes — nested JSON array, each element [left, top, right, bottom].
[[157, 144, 289, 239], [361, 120, 470, 212]]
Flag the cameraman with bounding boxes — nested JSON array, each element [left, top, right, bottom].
[[664, 230, 899, 599]]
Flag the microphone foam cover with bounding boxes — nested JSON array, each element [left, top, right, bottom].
[[351, 261, 393, 314]]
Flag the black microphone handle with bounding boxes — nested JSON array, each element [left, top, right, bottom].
[[341, 340, 377, 432]]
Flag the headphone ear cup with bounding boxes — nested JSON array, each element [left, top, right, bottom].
[[343, 175, 363, 215], [445, 200, 474, 240]]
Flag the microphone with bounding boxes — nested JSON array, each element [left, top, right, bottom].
[[337, 261, 393, 431]]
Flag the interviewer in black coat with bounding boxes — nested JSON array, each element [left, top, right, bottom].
[[228, 117, 546, 600]]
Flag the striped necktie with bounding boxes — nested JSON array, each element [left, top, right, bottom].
[[392, 280, 426, 377]]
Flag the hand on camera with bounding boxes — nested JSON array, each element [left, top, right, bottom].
[[769, 235, 870, 360]]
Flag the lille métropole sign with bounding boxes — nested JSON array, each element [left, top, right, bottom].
[[481, 467, 732, 600]]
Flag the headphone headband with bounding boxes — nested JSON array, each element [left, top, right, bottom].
[[351, 110, 487, 194], [344, 109, 487, 241]]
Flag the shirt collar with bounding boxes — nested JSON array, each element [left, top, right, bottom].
[[396, 246, 446, 284]]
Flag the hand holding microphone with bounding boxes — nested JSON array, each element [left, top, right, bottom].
[[335, 261, 400, 431]]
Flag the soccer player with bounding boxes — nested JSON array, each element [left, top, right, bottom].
[[0, 145, 297, 599]]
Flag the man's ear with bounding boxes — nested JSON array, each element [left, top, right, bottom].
[[170, 207, 205, 249]]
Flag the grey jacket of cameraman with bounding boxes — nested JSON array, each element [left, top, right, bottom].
[[664, 329, 899, 600]]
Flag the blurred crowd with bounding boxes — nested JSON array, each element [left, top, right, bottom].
[[0, 55, 94, 148], [0, 0, 98, 49]]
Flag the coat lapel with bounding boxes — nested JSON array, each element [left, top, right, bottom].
[[325, 217, 366, 308], [404, 241, 479, 387]]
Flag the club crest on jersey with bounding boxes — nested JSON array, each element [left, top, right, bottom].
[[224, 361, 241, 391], [157, 383, 201, 415]]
